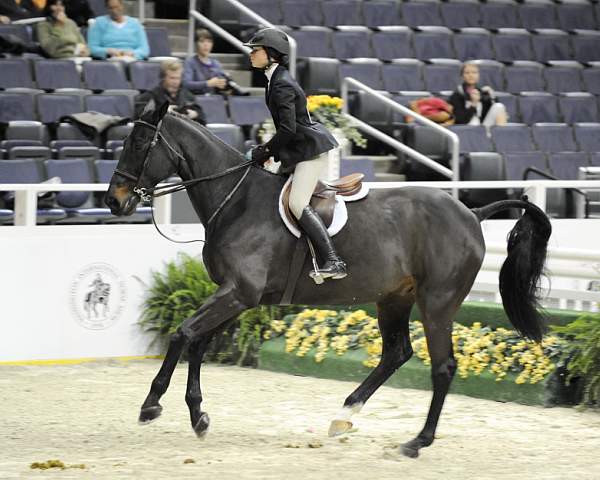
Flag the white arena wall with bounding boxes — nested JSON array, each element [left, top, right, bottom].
[[1, 219, 599, 363]]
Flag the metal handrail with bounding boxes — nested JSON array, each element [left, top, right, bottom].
[[340, 77, 460, 198], [187, 0, 297, 78]]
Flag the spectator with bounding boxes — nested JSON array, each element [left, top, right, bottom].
[[135, 60, 206, 125], [448, 63, 507, 127], [183, 28, 229, 95], [87, 0, 148, 61], [36, 0, 89, 58], [64, 0, 93, 27]]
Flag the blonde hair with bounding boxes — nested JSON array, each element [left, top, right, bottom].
[[159, 60, 183, 79]]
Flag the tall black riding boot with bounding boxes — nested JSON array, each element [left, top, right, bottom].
[[297, 206, 347, 280]]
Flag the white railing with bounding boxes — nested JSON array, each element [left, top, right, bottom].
[[0, 184, 171, 226], [341, 77, 460, 197], [187, 0, 298, 78]]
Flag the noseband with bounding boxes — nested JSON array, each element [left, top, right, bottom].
[[113, 117, 254, 227]]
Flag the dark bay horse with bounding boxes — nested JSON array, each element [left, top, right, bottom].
[[105, 100, 551, 458]]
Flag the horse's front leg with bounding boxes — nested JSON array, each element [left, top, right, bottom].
[[139, 284, 249, 427]]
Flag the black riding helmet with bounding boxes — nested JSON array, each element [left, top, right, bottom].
[[243, 27, 290, 56]]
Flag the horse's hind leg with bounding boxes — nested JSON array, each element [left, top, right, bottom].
[[329, 296, 414, 436], [400, 296, 460, 458], [185, 335, 212, 437]]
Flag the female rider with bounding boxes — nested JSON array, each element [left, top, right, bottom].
[[244, 28, 346, 280]]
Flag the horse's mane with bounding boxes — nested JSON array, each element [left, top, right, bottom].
[[166, 112, 245, 163]]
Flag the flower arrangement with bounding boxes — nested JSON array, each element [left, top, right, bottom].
[[258, 95, 367, 149], [264, 309, 564, 385]]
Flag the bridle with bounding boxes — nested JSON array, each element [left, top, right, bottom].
[[113, 118, 255, 241]]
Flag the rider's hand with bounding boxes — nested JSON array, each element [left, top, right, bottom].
[[250, 145, 269, 165]]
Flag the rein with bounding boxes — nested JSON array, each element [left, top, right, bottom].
[[114, 118, 255, 243]]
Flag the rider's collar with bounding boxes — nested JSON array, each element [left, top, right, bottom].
[[264, 63, 279, 82]]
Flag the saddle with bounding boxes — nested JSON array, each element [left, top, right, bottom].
[[281, 173, 365, 230]]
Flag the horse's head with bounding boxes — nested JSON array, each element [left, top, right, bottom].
[[104, 99, 179, 216]]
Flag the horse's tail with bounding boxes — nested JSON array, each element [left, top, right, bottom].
[[471, 197, 552, 343]]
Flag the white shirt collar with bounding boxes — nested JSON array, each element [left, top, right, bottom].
[[264, 63, 279, 83]]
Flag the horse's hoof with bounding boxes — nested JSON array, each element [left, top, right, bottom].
[[400, 443, 419, 459], [193, 412, 210, 438], [138, 405, 163, 424], [328, 419, 353, 437]]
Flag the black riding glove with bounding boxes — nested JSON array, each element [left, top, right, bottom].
[[251, 144, 269, 165]]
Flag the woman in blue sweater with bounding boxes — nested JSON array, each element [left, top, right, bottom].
[[87, 0, 148, 61]]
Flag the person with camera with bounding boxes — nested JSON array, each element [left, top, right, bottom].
[[448, 63, 507, 127], [183, 28, 246, 96], [135, 60, 206, 125]]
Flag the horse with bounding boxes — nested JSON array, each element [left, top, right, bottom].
[[84, 280, 111, 319], [105, 99, 551, 458]]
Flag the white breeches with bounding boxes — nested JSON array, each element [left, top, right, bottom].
[[468, 102, 507, 127], [288, 152, 329, 220]]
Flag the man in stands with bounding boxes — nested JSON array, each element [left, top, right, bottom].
[[134, 60, 206, 125]]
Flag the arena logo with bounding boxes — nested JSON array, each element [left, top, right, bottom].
[[70, 263, 127, 330]]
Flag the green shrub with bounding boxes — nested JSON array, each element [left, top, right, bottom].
[[552, 313, 600, 407]]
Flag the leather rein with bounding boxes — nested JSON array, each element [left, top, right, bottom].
[[113, 118, 254, 242]]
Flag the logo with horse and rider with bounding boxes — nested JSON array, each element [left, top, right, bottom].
[[70, 263, 127, 330]]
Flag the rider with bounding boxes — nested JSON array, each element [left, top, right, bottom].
[[244, 27, 347, 280]]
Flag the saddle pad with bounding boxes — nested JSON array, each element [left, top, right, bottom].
[[279, 175, 348, 238]]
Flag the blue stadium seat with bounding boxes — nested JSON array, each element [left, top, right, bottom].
[[504, 152, 548, 180], [145, 27, 172, 58], [207, 124, 245, 152], [37, 94, 84, 124], [400, 0, 443, 28], [301, 57, 341, 95], [492, 29, 535, 63], [371, 27, 413, 61], [504, 61, 545, 93], [281, 0, 324, 27], [447, 125, 494, 153], [531, 123, 577, 152], [582, 67, 600, 95], [517, 92, 560, 124], [332, 27, 372, 60], [34, 60, 81, 90], [0, 58, 34, 89], [518, 0, 558, 30], [321, 0, 363, 27], [531, 29, 572, 63], [423, 59, 461, 92], [590, 153, 600, 166], [290, 27, 333, 58], [480, 0, 519, 29], [363, 1, 402, 27], [7, 146, 51, 162], [491, 124, 536, 153], [570, 30, 600, 64], [0, 93, 36, 122], [573, 123, 600, 152], [83, 61, 129, 90], [0, 23, 31, 44], [5, 121, 49, 144], [88, 0, 108, 15], [56, 122, 100, 146], [95, 159, 118, 183], [440, 0, 481, 29], [548, 152, 590, 180], [543, 62, 584, 94], [414, 26, 455, 61], [340, 158, 376, 181], [239, 0, 283, 25], [85, 94, 133, 118], [339, 58, 383, 90], [494, 91, 518, 122], [558, 93, 599, 123], [350, 90, 393, 127], [129, 61, 161, 91], [381, 59, 425, 92], [57, 146, 100, 161], [0, 159, 67, 222], [557, 1, 596, 31], [194, 95, 229, 124], [1, 139, 42, 158], [391, 91, 432, 124], [49, 139, 94, 156], [228, 96, 270, 126], [453, 28, 494, 62]]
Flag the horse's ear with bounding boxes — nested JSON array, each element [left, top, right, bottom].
[[140, 98, 170, 125], [156, 99, 170, 122]]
